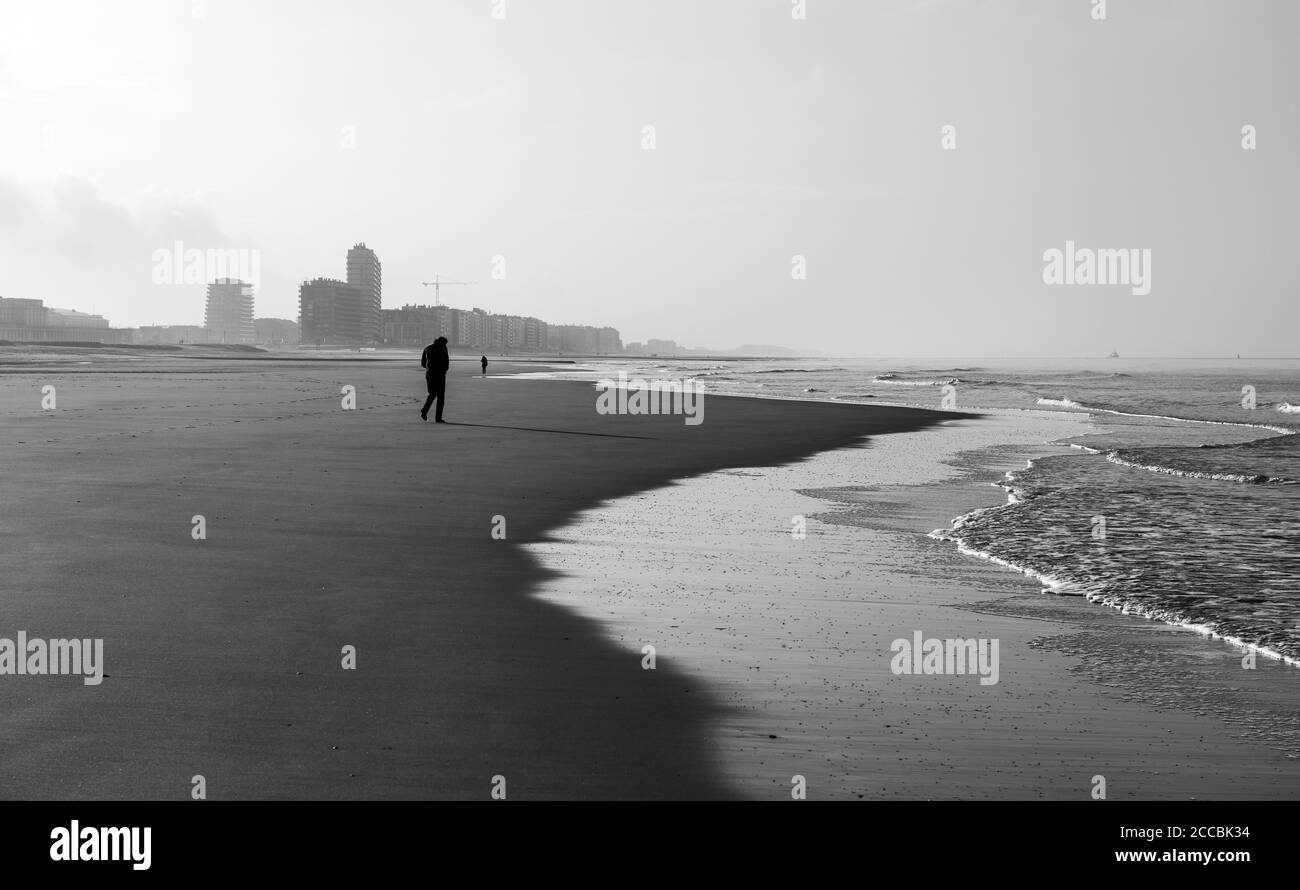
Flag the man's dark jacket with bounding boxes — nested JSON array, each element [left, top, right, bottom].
[[421, 341, 450, 375]]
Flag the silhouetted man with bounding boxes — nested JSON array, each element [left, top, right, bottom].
[[480, 354, 488, 376], [421, 336, 450, 422]]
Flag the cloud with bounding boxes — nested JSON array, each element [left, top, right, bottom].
[[0, 177, 243, 324]]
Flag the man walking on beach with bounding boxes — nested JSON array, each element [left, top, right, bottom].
[[421, 336, 450, 423], [480, 354, 488, 376]]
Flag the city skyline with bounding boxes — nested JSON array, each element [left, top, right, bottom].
[[1, 239, 656, 350], [0, 241, 676, 347], [2, 240, 643, 350], [0, 288, 636, 352]]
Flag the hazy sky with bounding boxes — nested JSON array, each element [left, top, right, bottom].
[[0, 0, 1295, 355]]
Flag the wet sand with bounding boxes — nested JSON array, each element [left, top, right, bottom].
[[0, 349, 948, 799], [528, 412, 1300, 799]]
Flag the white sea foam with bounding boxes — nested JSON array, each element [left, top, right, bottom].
[[1102, 451, 1292, 484], [1040, 398, 1296, 436], [873, 374, 957, 386], [932, 522, 1300, 668], [934, 480, 1300, 667]]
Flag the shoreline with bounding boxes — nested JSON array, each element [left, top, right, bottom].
[[526, 409, 1300, 798], [936, 472, 1300, 669], [517, 360, 1300, 667]]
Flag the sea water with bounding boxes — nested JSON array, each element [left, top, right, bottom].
[[520, 356, 1299, 663]]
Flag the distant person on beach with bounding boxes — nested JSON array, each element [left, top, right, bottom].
[[420, 336, 450, 423], [480, 354, 488, 376]]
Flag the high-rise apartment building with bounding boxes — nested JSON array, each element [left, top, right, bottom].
[[297, 244, 382, 345], [345, 243, 382, 344], [204, 278, 256, 343]]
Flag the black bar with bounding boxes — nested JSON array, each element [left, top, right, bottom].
[[1, 801, 1284, 877]]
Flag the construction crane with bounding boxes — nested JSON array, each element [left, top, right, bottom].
[[420, 275, 475, 307]]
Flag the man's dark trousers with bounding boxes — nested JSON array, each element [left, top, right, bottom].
[[422, 372, 446, 421]]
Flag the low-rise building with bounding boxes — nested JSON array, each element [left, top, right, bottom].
[[45, 307, 110, 328], [299, 278, 371, 345], [0, 296, 133, 344], [134, 325, 209, 344], [254, 318, 300, 346]]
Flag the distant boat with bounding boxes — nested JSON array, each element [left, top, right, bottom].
[[1108, 350, 1119, 358]]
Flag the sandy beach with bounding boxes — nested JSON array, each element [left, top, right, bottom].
[[0, 349, 947, 799], [2, 348, 1295, 801]]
